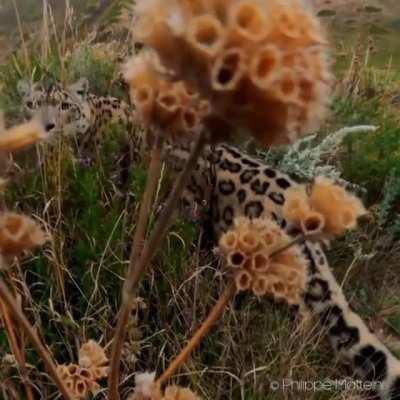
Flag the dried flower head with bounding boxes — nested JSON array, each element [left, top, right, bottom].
[[57, 340, 108, 398], [283, 177, 367, 237], [128, 372, 159, 400], [130, 0, 331, 146], [128, 373, 201, 400], [0, 118, 47, 152], [0, 212, 48, 259], [56, 363, 100, 399], [122, 297, 145, 368], [79, 340, 108, 370], [219, 216, 307, 304], [124, 52, 211, 140], [162, 385, 201, 400]]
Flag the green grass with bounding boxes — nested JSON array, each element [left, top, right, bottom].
[[331, 96, 400, 202]]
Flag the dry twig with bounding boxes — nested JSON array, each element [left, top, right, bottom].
[[108, 131, 207, 399], [0, 279, 72, 400]]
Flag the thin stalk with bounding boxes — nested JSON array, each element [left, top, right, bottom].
[[270, 235, 306, 257], [156, 281, 237, 386], [0, 279, 72, 400], [130, 135, 163, 263], [11, 0, 31, 72], [0, 299, 34, 400], [108, 131, 207, 400]]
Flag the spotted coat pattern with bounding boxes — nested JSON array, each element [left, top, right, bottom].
[[170, 142, 400, 400], [17, 78, 144, 160]]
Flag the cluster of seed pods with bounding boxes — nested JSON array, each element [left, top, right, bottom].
[[129, 0, 331, 145], [57, 340, 109, 399], [283, 177, 366, 238], [0, 116, 48, 266], [219, 217, 306, 304], [0, 212, 47, 261], [124, 53, 211, 139]]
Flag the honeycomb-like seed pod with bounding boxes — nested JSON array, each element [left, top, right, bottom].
[[57, 364, 71, 380], [273, 68, 299, 102], [285, 266, 301, 285], [237, 230, 259, 254], [249, 44, 281, 89], [66, 363, 79, 375], [281, 246, 304, 270], [227, 250, 247, 269], [271, 4, 302, 40], [309, 177, 366, 236], [249, 252, 270, 272], [219, 230, 238, 253], [74, 378, 89, 398], [211, 47, 246, 91], [268, 263, 298, 295], [298, 76, 316, 104], [301, 211, 325, 236], [181, 108, 200, 132], [252, 275, 269, 296], [283, 186, 310, 225], [187, 15, 226, 59], [282, 50, 307, 69], [0, 212, 47, 258], [132, 84, 156, 123], [65, 378, 75, 394], [162, 385, 201, 400], [228, 1, 270, 44], [78, 367, 94, 381], [270, 278, 288, 299], [175, 81, 198, 101], [262, 230, 277, 249], [235, 269, 253, 291], [79, 340, 108, 369], [156, 89, 181, 123]]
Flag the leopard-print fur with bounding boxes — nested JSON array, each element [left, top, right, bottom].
[[168, 142, 400, 399], [17, 78, 144, 160]]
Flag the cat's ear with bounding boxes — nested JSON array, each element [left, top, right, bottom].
[[68, 77, 89, 101]]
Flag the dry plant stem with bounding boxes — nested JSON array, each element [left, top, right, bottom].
[[0, 299, 34, 400], [270, 235, 306, 257], [130, 135, 164, 263], [108, 131, 207, 400], [157, 281, 237, 386], [11, 0, 31, 71], [0, 279, 72, 400]]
